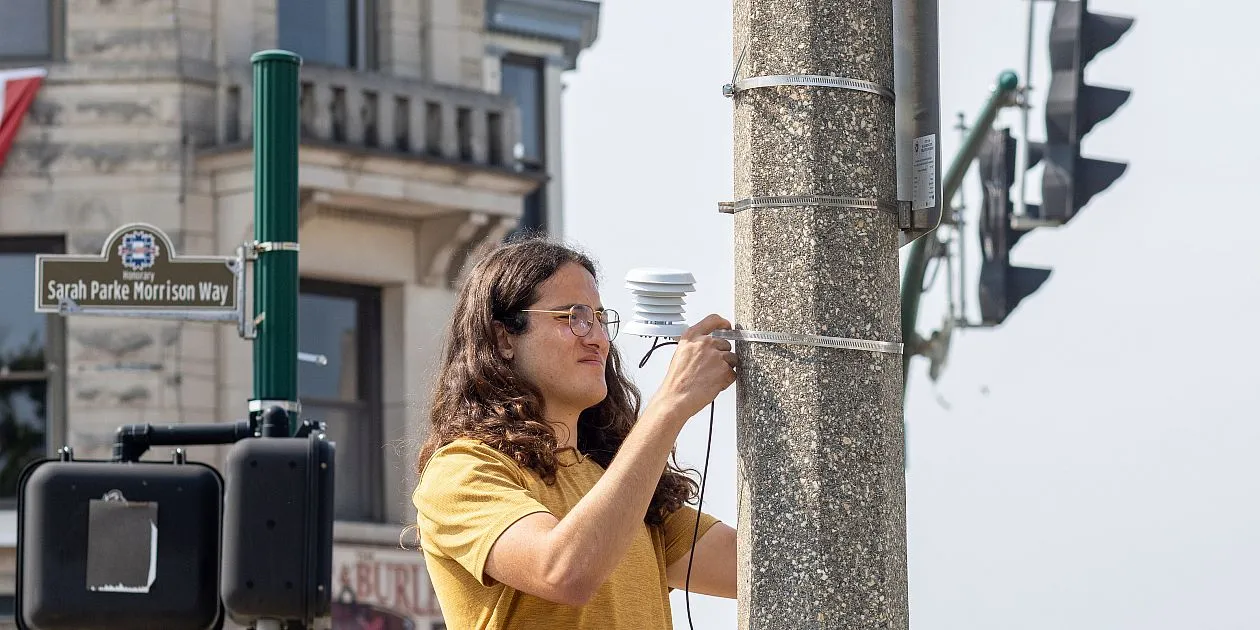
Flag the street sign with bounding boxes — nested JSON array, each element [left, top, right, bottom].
[[34, 223, 240, 318]]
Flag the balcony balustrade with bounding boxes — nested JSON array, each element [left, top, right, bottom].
[[213, 65, 519, 170]]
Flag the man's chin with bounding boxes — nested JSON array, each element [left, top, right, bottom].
[[580, 390, 609, 411]]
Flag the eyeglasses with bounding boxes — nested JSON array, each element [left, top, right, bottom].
[[519, 304, 620, 341]]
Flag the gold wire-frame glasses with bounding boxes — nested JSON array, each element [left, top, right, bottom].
[[519, 304, 621, 341]]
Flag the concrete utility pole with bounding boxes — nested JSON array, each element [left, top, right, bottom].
[[729, 0, 907, 627]]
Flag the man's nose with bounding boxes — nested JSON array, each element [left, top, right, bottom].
[[584, 321, 611, 348]]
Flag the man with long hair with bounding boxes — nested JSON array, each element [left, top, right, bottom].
[[412, 237, 738, 628]]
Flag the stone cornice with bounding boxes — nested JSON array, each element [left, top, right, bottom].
[[486, 0, 601, 70]]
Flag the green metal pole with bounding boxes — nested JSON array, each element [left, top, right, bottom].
[[250, 50, 303, 436], [901, 70, 1019, 397]]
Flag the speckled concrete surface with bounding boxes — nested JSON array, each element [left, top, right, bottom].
[[730, 0, 907, 628]]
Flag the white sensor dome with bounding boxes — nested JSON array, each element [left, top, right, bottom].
[[623, 268, 696, 338]]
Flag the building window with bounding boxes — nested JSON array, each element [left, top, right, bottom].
[[518, 188, 547, 236], [298, 279, 383, 522], [501, 55, 547, 233], [0, 0, 63, 61], [277, 0, 376, 70], [0, 238, 65, 505], [501, 55, 545, 170]]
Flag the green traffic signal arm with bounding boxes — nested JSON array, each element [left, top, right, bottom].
[[901, 71, 1021, 395]]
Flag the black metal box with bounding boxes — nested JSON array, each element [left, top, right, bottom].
[[16, 458, 224, 630]]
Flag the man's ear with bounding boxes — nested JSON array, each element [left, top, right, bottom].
[[492, 320, 515, 361]]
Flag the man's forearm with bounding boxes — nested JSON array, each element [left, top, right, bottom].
[[546, 400, 685, 593]]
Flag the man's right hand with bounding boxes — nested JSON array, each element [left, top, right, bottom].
[[485, 314, 738, 606], [648, 314, 738, 424]]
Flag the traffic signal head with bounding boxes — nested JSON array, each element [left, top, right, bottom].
[[1041, 0, 1134, 223], [16, 454, 224, 630], [978, 128, 1052, 325], [220, 433, 335, 626]]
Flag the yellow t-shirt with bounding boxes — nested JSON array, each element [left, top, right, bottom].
[[413, 438, 721, 630]]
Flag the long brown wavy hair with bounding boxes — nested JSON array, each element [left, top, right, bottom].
[[415, 236, 699, 527]]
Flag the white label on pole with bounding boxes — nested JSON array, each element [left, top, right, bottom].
[[912, 134, 937, 211]]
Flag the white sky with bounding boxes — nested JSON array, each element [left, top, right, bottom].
[[562, 0, 1260, 628]]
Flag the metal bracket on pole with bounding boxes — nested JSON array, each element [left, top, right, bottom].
[[723, 74, 896, 102], [236, 243, 258, 340], [897, 201, 942, 230], [712, 329, 903, 355], [252, 241, 301, 254], [234, 240, 297, 341], [247, 399, 302, 414], [718, 195, 899, 216], [238, 241, 300, 340]]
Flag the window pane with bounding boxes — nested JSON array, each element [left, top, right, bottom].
[[0, 254, 46, 373], [501, 58, 544, 164], [298, 293, 359, 401], [277, 0, 353, 68], [0, 379, 48, 498], [305, 404, 372, 521], [516, 188, 547, 235], [0, 0, 51, 58]]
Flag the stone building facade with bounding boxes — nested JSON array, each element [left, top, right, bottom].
[[0, 0, 599, 627]]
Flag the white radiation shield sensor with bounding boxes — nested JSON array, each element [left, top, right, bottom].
[[622, 268, 696, 338]]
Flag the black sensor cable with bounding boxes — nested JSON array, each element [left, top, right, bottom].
[[638, 336, 718, 630]]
